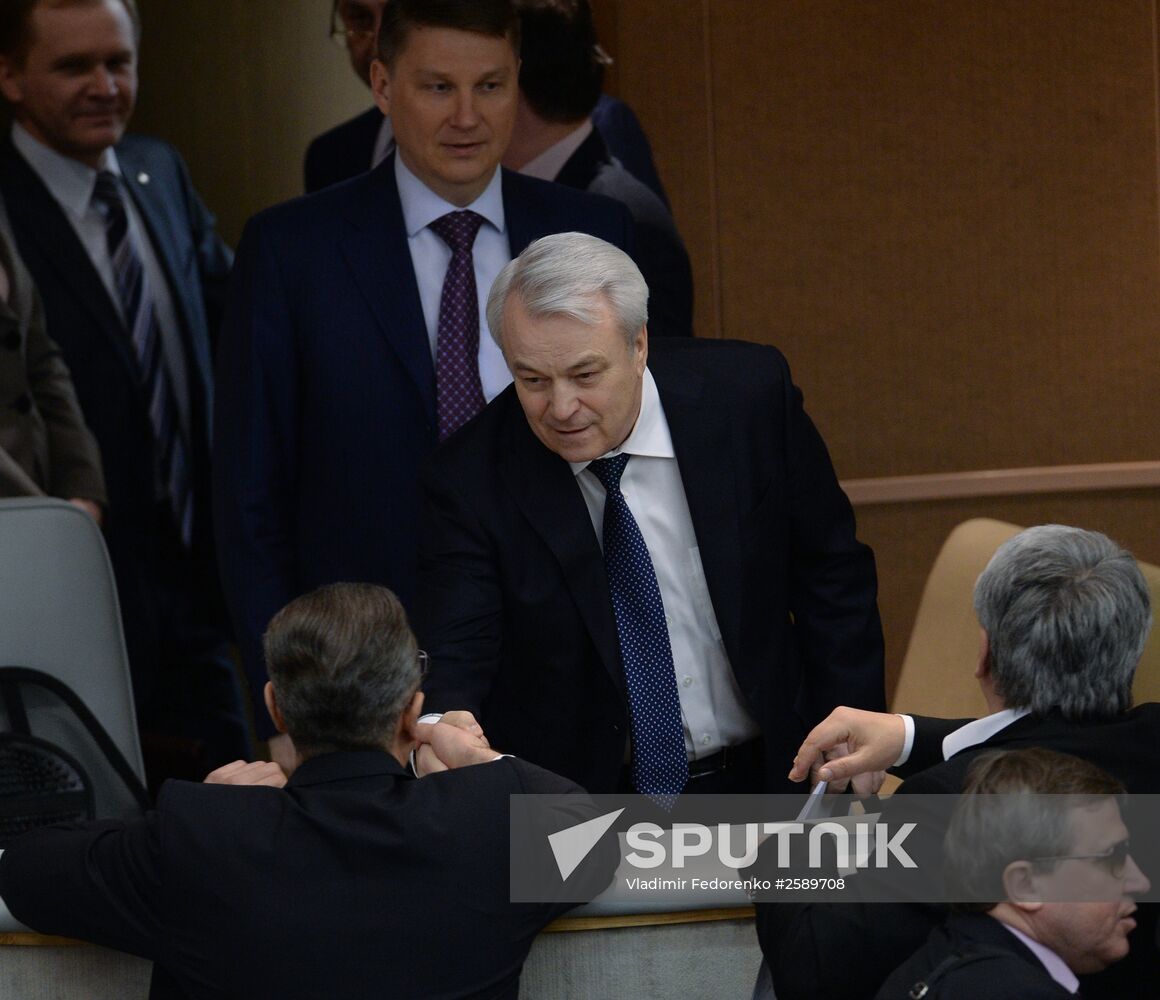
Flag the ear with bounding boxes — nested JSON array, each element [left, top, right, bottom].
[[633, 324, 648, 373], [263, 681, 289, 735], [974, 627, 992, 681], [369, 58, 391, 116], [1001, 860, 1044, 911], [396, 689, 425, 746], [0, 56, 25, 106]]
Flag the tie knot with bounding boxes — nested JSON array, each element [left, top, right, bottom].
[[588, 453, 630, 492], [429, 210, 484, 253], [91, 170, 124, 212]]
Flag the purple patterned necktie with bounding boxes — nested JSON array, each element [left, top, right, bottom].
[[429, 210, 486, 440]]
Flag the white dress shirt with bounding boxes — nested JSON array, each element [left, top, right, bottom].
[[570, 369, 760, 759], [12, 124, 192, 443], [1003, 923, 1080, 993], [894, 706, 1031, 767], [395, 155, 511, 402]]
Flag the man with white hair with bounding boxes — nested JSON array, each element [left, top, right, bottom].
[[764, 524, 1160, 1000], [417, 231, 885, 797]]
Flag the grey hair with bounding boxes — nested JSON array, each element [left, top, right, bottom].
[[486, 232, 648, 352], [973, 524, 1150, 719], [944, 747, 1124, 910], [263, 583, 421, 757]]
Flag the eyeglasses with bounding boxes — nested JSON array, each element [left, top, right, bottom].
[[329, 2, 378, 43], [1034, 839, 1132, 879], [417, 649, 429, 681]]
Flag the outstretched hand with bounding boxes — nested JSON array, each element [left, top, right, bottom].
[[414, 718, 499, 774], [204, 760, 288, 788], [789, 707, 904, 785]]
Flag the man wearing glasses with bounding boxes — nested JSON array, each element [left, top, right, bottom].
[[764, 524, 1160, 999], [879, 748, 1150, 999]]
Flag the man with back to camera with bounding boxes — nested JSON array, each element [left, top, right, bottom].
[[0, 582, 607, 1000], [765, 524, 1160, 999], [215, 0, 637, 770], [878, 748, 1150, 999], [307, 0, 673, 204], [503, 0, 694, 339], [0, 0, 246, 780], [416, 232, 885, 796]]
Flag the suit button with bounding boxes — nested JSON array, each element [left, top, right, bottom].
[[610, 723, 621, 733], [13, 394, 31, 414], [2, 331, 19, 350]]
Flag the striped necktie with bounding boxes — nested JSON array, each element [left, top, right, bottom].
[[92, 170, 192, 546]]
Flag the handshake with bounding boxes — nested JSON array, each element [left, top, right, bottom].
[[204, 711, 494, 788]]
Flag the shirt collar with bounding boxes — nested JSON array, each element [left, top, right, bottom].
[[1001, 923, 1081, 993], [519, 119, 594, 182], [569, 367, 673, 476], [395, 152, 505, 238], [12, 123, 120, 223], [942, 706, 1031, 760]]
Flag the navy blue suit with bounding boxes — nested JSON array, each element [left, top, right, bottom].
[[214, 157, 633, 737], [0, 134, 247, 774]]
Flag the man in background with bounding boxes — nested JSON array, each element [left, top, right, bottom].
[[0, 0, 246, 782], [216, 0, 634, 769], [0, 582, 603, 999], [879, 748, 1149, 999], [769, 524, 1160, 999], [306, 0, 673, 204], [0, 195, 105, 512], [504, 0, 693, 339]]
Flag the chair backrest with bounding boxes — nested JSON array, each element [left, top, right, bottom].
[[893, 517, 1160, 717], [0, 498, 145, 820]]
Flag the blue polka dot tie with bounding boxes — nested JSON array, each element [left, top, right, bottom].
[[430, 210, 486, 441], [588, 454, 689, 797]]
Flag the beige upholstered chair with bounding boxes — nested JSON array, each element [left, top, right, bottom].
[[891, 517, 1160, 718]]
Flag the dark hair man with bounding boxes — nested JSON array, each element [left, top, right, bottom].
[[306, 0, 673, 205], [0, 0, 246, 781], [0, 582, 596, 999], [417, 232, 884, 796], [503, 0, 693, 339], [878, 748, 1149, 999], [215, 0, 636, 772], [767, 525, 1160, 999]]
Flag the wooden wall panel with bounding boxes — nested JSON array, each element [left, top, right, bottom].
[[134, 0, 371, 245]]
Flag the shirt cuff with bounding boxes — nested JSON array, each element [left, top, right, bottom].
[[894, 714, 915, 767]]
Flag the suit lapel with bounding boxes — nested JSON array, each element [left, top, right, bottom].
[[0, 140, 141, 390], [652, 353, 744, 662], [118, 144, 214, 407], [498, 406, 624, 691], [338, 157, 435, 421]]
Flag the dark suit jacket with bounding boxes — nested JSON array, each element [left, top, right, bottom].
[[416, 337, 885, 793], [303, 94, 670, 205], [214, 157, 634, 738], [0, 197, 105, 502], [556, 128, 693, 339], [0, 751, 592, 1000], [0, 135, 232, 699], [759, 705, 1160, 1000], [875, 912, 1075, 999]]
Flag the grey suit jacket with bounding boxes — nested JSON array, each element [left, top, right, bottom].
[[0, 197, 105, 503]]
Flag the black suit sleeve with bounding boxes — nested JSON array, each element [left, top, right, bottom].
[[416, 457, 506, 718], [894, 715, 973, 778], [0, 815, 164, 959]]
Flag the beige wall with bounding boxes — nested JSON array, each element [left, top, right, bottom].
[[134, 0, 374, 244], [134, 2, 1160, 695]]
